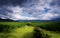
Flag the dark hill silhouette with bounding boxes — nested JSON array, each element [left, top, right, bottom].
[[17, 18, 60, 22], [0, 18, 15, 22], [0, 17, 60, 22]]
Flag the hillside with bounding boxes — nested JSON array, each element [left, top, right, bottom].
[[0, 18, 15, 22]]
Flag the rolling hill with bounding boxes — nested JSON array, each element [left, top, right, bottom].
[[0, 18, 15, 22]]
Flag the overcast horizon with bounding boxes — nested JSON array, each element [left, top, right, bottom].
[[0, 0, 60, 20]]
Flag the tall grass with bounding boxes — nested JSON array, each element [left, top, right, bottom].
[[0, 22, 25, 32], [39, 22, 60, 31], [0, 22, 60, 32], [33, 27, 50, 38]]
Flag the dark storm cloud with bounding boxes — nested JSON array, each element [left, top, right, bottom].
[[0, 0, 60, 20], [0, 0, 27, 6], [0, 7, 12, 15], [50, 0, 60, 6]]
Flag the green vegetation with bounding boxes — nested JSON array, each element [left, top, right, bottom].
[[0, 26, 34, 38], [0, 22, 60, 38], [33, 27, 50, 38]]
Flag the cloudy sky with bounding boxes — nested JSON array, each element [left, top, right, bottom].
[[0, 0, 60, 20]]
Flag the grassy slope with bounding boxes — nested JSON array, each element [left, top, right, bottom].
[[0, 26, 34, 38], [45, 31, 60, 38], [10, 26, 34, 38], [0, 22, 60, 38]]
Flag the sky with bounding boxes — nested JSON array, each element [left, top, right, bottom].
[[0, 0, 60, 20]]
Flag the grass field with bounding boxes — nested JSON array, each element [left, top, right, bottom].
[[45, 31, 60, 38], [0, 22, 60, 38], [0, 26, 34, 38]]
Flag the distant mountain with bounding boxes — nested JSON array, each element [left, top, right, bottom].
[[1, 17, 59, 22], [17, 18, 60, 22], [0, 18, 15, 22], [16, 20, 50, 22], [51, 18, 60, 22], [17, 20, 60, 22], [17, 20, 40, 22]]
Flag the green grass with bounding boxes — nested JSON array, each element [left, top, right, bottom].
[[0, 22, 60, 38], [0, 22, 26, 27], [10, 26, 34, 38], [44, 30, 60, 38], [0, 26, 34, 38]]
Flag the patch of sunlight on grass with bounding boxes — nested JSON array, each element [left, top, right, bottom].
[[10, 26, 34, 38], [45, 31, 60, 38]]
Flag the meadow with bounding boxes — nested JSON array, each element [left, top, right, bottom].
[[0, 22, 60, 38]]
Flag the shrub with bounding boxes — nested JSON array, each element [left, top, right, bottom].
[[0, 24, 16, 33], [33, 27, 50, 38], [33, 27, 43, 38], [39, 22, 60, 32], [26, 22, 31, 26]]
